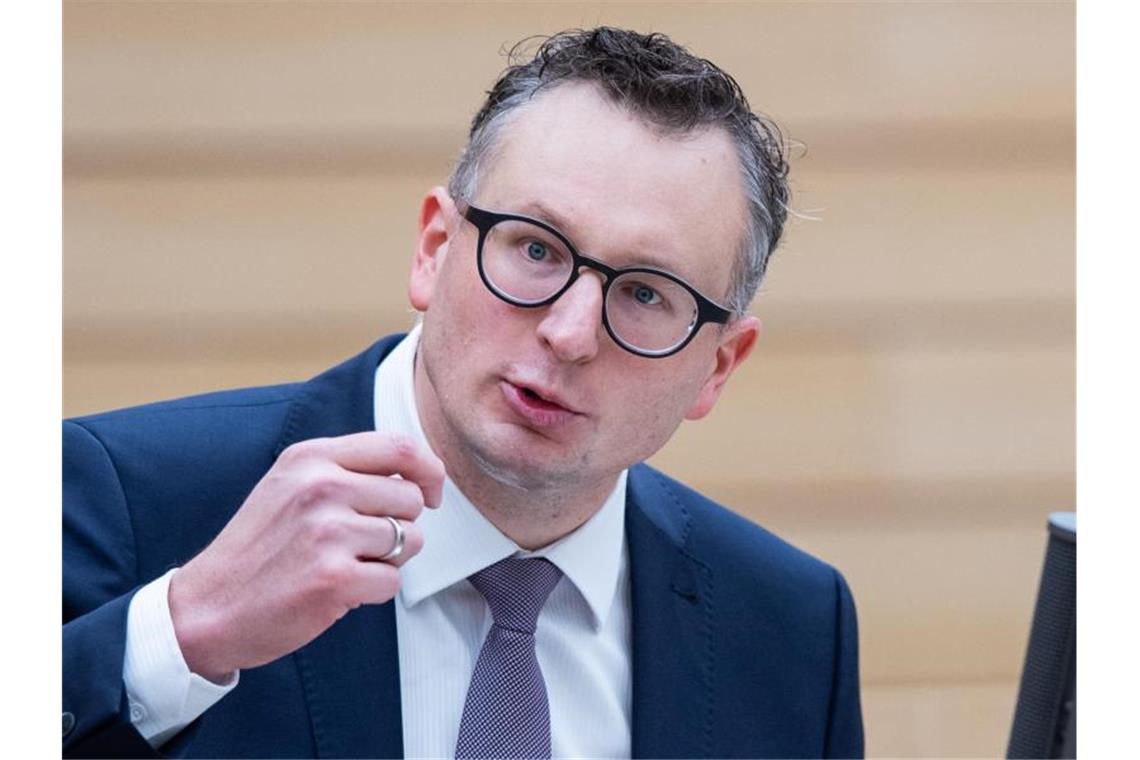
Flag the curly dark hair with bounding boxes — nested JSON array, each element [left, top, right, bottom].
[[448, 27, 790, 315]]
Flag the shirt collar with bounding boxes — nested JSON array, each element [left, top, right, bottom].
[[373, 324, 627, 631]]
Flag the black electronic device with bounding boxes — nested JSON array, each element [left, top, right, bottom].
[[1007, 512, 1076, 759]]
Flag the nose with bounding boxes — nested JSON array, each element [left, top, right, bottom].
[[535, 269, 605, 364]]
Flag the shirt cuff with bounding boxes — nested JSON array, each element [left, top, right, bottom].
[[123, 568, 239, 747]]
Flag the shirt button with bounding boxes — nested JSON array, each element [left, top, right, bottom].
[[129, 700, 148, 722], [62, 711, 75, 737]]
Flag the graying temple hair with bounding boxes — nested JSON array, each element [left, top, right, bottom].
[[447, 28, 791, 316]]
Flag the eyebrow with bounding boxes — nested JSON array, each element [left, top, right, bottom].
[[510, 199, 698, 279]]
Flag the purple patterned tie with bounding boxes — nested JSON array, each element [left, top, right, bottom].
[[455, 557, 564, 759]]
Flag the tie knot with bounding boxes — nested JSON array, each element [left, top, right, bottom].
[[468, 557, 563, 634]]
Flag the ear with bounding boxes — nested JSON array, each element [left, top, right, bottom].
[[408, 187, 459, 311], [684, 316, 760, 421]]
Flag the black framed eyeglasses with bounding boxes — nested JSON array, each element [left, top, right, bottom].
[[459, 202, 733, 358]]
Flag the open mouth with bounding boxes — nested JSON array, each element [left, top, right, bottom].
[[500, 380, 581, 428], [518, 386, 566, 411]]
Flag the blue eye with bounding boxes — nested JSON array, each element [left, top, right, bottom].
[[633, 285, 661, 305], [526, 242, 547, 261]]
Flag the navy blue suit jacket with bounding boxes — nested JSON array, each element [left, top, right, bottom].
[[63, 335, 863, 758]]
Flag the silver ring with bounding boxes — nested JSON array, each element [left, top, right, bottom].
[[379, 516, 406, 561]]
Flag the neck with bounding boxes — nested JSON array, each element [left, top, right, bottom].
[[412, 351, 617, 550]]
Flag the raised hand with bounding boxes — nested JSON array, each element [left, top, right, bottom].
[[167, 432, 445, 682]]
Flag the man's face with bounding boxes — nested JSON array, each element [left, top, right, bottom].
[[409, 83, 758, 493]]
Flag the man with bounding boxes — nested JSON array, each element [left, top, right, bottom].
[[63, 27, 863, 758]]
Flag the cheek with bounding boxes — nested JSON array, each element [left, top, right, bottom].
[[426, 270, 533, 372], [600, 366, 696, 444], [621, 357, 710, 425], [429, 261, 489, 334], [438, 255, 518, 324]]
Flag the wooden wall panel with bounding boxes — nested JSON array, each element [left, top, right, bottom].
[[64, 169, 1074, 329], [864, 681, 1019, 757], [64, 2, 1073, 132], [63, 2, 1075, 756]]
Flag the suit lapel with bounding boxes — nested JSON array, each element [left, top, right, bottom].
[[626, 465, 716, 759], [274, 336, 406, 758]]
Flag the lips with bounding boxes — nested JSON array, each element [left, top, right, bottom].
[[517, 385, 568, 411], [500, 379, 583, 429], [527, 380, 581, 409]]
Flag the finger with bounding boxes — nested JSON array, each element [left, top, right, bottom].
[[335, 471, 426, 521], [341, 561, 403, 607], [311, 432, 446, 508], [347, 514, 424, 568]]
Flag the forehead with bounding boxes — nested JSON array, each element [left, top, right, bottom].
[[476, 83, 748, 292]]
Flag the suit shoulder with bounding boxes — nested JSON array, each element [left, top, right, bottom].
[[633, 464, 843, 592], [65, 383, 303, 468], [68, 383, 299, 428]]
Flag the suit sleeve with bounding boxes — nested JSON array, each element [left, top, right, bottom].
[[824, 569, 865, 759], [63, 420, 159, 758]]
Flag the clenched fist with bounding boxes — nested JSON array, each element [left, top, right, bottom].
[[167, 431, 445, 682]]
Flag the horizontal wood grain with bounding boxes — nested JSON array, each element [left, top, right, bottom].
[[64, 1, 1073, 134], [63, 168, 1074, 318], [61, 2, 1074, 754], [863, 679, 1020, 757], [63, 119, 1074, 178]]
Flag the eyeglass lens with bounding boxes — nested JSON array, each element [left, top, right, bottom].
[[481, 218, 699, 354]]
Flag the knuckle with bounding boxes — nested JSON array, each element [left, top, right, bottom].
[[376, 568, 401, 599], [276, 444, 301, 466], [386, 433, 417, 463], [406, 498, 425, 520], [301, 511, 345, 547], [396, 482, 425, 517], [296, 473, 341, 509], [313, 556, 351, 590], [402, 525, 425, 557], [280, 438, 327, 466]]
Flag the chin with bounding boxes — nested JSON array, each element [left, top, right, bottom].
[[465, 433, 591, 492]]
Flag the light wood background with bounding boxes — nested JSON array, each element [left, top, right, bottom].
[[63, 3, 1074, 757]]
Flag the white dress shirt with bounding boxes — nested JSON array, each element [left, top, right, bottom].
[[122, 325, 633, 757], [379, 325, 632, 758]]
